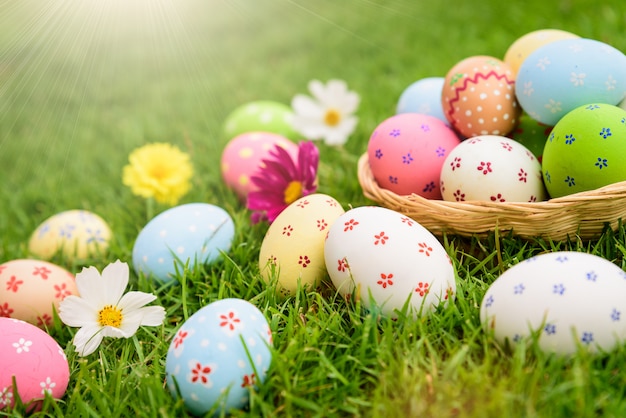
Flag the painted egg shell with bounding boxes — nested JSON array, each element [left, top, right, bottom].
[[0, 318, 69, 412], [507, 112, 553, 162], [132, 203, 235, 284], [0, 259, 77, 328], [165, 298, 272, 416], [258, 194, 345, 295], [221, 132, 298, 201], [440, 135, 546, 203], [542, 103, 626, 198], [367, 113, 461, 198], [442, 56, 521, 138], [222, 100, 299, 141], [516, 38, 626, 126], [396, 77, 449, 125], [480, 251, 626, 355], [503, 29, 579, 75], [28, 210, 112, 261], [324, 206, 456, 318]]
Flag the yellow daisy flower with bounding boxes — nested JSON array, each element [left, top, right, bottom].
[[122, 143, 193, 206]]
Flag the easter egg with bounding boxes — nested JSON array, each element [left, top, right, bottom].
[[507, 112, 553, 162], [516, 38, 626, 126], [324, 206, 456, 318], [442, 56, 521, 138], [542, 103, 626, 198], [0, 318, 70, 412], [0, 260, 77, 328], [396, 77, 449, 125], [165, 298, 272, 415], [28, 210, 112, 261], [367, 113, 461, 198], [440, 135, 546, 203], [221, 132, 298, 201], [503, 29, 579, 75], [480, 251, 626, 355], [258, 194, 345, 295], [132, 203, 235, 284], [222, 100, 299, 141]]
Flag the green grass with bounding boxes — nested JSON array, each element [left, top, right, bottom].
[[2, 0, 626, 416]]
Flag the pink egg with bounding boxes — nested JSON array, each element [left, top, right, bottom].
[[0, 260, 77, 328], [0, 318, 70, 412], [367, 113, 461, 198], [221, 132, 298, 201]]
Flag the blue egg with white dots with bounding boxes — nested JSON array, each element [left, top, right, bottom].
[[165, 298, 273, 416], [132, 203, 235, 284], [396, 77, 449, 126], [480, 251, 626, 355]]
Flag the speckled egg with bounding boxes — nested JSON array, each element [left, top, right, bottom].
[[132, 203, 235, 284], [442, 56, 521, 138], [481, 251, 626, 355], [0, 318, 70, 412], [508, 113, 553, 162], [542, 103, 626, 198], [504, 29, 579, 75], [28, 210, 112, 261], [165, 298, 272, 416], [324, 206, 456, 318], [0, 259, 77, 328], [367, 113, 461, 198], [258, 193, 345, 295], [396, 77, 449, 125], [440, 135, 546, 203], [222, 100, 299, 141], [221, 132, 298, 201], [516, 38, 626, 126]]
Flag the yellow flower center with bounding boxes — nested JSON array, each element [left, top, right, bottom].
[[98, 305, 123, 328], [324, 109, 341, 126], [284, 181, 303, 204], [150, 165, 168, 180]]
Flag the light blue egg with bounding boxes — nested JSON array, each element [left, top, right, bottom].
[[396, 77, 449, 126], [165, 299, 273, 415], [516, 38, 626, 126], [132, 203, 235, 284]]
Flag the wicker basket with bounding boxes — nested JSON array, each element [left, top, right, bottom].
[[358, 153, 626, 240]]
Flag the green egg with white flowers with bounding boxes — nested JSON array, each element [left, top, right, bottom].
[[222, 100, 300, 141], [542, 103, 626, 198]]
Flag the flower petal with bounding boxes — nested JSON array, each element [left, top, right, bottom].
[[74, 266, 107, 307], [138, 306, 166, 327], [58, 295, 98, 328], [73, 324, 104, 356], [291, 95, 324, 119], [101, 260, 130, 304], [117, 291, 157, 312]]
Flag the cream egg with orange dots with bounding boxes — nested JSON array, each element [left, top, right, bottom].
[[504, 29, 579, 76], [442, 56, 521, 138], [221, 132, 298, 201]]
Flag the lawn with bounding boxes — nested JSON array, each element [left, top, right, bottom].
[[1, 0, 626, 416]]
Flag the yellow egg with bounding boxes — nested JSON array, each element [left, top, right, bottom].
[[258, 194, 345, 294], [504, 29, 579, 75], [28, 210, 112, 261]]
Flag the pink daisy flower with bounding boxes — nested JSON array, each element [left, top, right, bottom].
[[247, 141, 319, 223]]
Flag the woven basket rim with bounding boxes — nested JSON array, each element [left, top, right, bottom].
[[357, 152, 626, 240]]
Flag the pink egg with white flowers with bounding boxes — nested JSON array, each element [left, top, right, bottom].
[[440, 135, 546, 203], [221, 132, 298, 201], [0, 259, 77, 328], [0, 318, 70, 412], [367, 113, 461, 198]]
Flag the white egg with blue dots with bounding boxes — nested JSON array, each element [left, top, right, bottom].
[[480, 251, 626, 355], [132, 203, 235, 284]]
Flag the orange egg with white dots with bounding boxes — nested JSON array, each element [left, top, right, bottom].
[[442, 56, 521, 139], [221, 132, 298, 201]]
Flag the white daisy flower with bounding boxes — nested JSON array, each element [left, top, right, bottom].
[[291, 79, 360, 146], [58, 260, 165, 356]]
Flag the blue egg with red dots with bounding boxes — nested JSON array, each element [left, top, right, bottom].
[[165, 298, 273, 416], [542, 103, 626, 198], [396, 77, 449, 126], [132, 203, 235, 284]]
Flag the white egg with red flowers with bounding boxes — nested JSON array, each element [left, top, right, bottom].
[[324, 206, 456, 318]]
